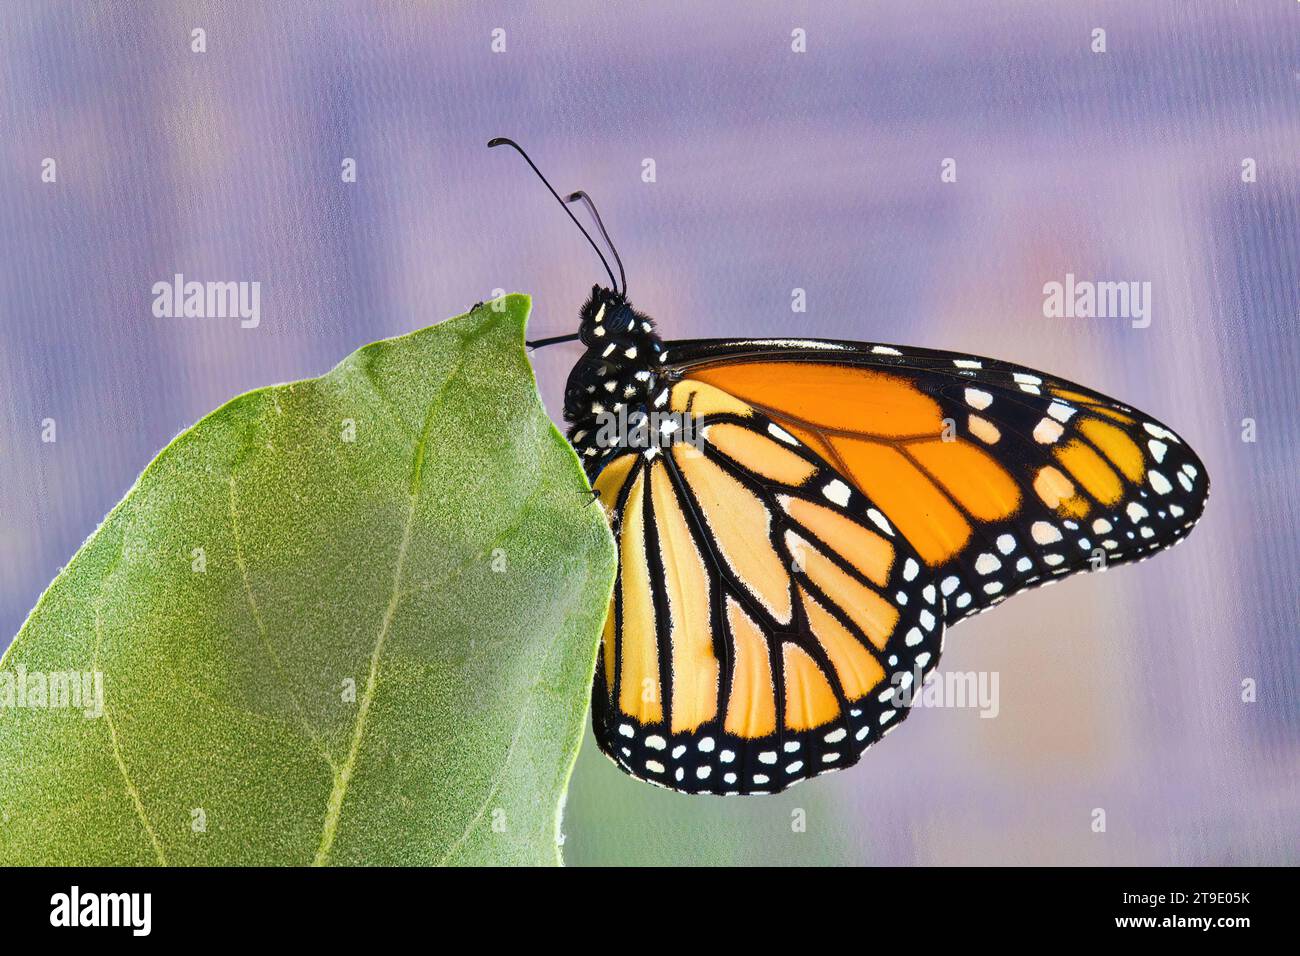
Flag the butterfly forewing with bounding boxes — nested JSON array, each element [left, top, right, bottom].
[[666, 339, 1210, 625], [589, 380, 943, 795]]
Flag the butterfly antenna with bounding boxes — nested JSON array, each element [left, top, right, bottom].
[[488, 137, 619, 292], [565, 190, 626, 297]]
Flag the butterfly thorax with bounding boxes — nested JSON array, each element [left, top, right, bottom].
[[563, 286, 677, 478]]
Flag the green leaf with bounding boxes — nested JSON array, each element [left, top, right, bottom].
[[0, 295, 615, 866]]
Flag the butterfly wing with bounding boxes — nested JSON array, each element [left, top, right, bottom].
[[590, 378, 943, 795], [662, 337, 1210, 625]]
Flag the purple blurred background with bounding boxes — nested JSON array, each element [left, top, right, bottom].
[[1, 2, 1297, 864]]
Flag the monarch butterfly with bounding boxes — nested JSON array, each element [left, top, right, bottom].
[[491, 139, 1209, 796]]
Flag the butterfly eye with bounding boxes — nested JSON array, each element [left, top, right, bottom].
[[611, 306, 639, 334]]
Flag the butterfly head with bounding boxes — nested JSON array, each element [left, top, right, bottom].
[[578, 284, 655, 346]]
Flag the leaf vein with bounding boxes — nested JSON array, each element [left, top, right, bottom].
[[94, 606, 168, 865], [228, 474, 339, 772]]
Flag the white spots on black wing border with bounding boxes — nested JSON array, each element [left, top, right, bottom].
[[927, 414, 1206, 626], [1034, 417, 1065, 444], [1047, 400, 1076, 423], [822, 478, 852, 507], [855, 355, 1211, 628], [593, 598, 944, 795], [768, 422, 799, 445]]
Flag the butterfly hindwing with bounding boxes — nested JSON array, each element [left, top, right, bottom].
[[666, 339, 1209, 625], [588, 379, 943, 795]]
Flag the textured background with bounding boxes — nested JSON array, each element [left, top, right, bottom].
[[1, 2, 1296, 865]]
